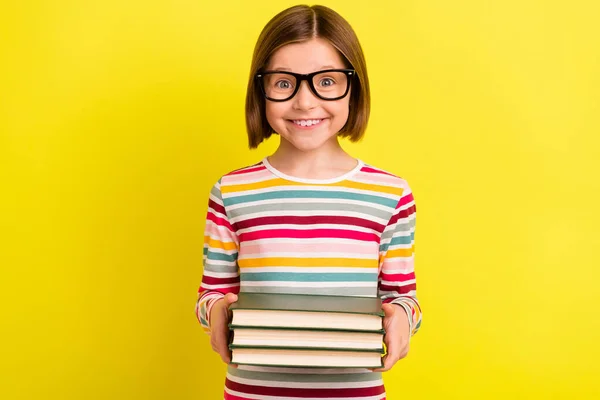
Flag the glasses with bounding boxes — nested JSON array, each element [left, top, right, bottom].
[[256, 69, 355, 102]]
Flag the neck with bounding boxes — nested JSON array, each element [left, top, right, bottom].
[[267, 137, 358, 180]]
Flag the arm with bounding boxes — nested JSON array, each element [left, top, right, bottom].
[[195, 179, 240, 335], [373, 182, 421, 372], [378, 183, 422, 337]]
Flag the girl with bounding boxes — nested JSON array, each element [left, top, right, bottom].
[[196, 4, 421, 399]]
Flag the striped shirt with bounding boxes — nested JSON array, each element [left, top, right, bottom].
[[196, 158, 422, 399]]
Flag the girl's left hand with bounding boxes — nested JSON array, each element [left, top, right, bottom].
[[371, 303, 411, 372]]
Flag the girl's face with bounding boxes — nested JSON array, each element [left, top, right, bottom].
[[264, 38, 351, 152]]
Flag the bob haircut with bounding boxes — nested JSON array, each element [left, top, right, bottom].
[[245, 5, 371, 149]]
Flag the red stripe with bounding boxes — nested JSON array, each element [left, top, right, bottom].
[[209, 199, 226, 216], [397, 204, 416, 219], [380, 272, 415, 282], [361, 166, 396, 177], [233, 215, 385, 233], [228, 165, 265, 175], [398, 193, 415, 209], [199, 287, 240, 297], [387, 210, 400, 226], [387, 204, 415, 226], [239, 229, 379, 243], [225, 378, 385, 397], [379, 283, 416, 294], [224, 393, 254, 400], [201, 275, 239, 285], [207, 210, 234, 231]]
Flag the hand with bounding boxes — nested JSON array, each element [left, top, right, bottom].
[[209, 292, 238, 365], [372, 303, 410, 372]]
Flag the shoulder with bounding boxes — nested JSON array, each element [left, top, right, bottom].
[[211, 160, 268, 189], [356, 163, 416, 216], [355, 161, 414, 197]]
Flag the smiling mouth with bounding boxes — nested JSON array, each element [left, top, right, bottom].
[[289, 119, 326, 127]]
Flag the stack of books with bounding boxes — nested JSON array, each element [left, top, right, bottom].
[[228, 292, 385, 368]]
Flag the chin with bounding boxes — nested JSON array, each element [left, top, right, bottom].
[[293, 143, 327, 152], [284, 136, 335, 152]]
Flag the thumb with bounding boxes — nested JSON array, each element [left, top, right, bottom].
[[382, 303, 396, 318], [223, 292, 238, 306]]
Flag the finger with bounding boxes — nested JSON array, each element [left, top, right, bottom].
[[220, 351, 231, 364], [211, 334, 224, 354], [216, 340, 231, 363], [371, 337, 400, 372], [381, 303, 396, 319], [211, 325, 232, 362], [372, 350, 400, 372], [223, 292, 238, 306], [371, 355, 391, 372], [223, 293, 239, 319], [370, 355, 385, 372], [398, 343, 410, 360]]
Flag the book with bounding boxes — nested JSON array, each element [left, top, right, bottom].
[[228, 292, 384, 332], [227, 292, 385, 368], [230, 327, 384, 350], [229, 346, 384, 368]]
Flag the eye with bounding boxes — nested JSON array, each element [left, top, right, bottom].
[[275, 80, 293, 89], [318, 77, 336, 87]]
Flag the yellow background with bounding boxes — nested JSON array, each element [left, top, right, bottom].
[[1, 0, 599, 398]]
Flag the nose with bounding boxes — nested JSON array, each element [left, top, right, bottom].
[[292, 80, 318, 110]]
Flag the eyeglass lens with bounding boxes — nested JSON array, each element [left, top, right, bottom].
[[262, 71, 349, 100]]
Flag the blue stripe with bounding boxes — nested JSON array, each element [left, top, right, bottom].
[[206, 250, 237, 262], [380, 233, 414, 252], [223, 190, 398, 208], [414, 320, 422, 331], [241, 272, 379, 282]]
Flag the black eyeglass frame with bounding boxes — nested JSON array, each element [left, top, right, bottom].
[[255, 68, 355, 102]]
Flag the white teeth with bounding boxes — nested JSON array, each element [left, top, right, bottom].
[[293, 119, 322, 127]]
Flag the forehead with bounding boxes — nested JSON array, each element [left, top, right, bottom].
[[266, 38, 346, 73]]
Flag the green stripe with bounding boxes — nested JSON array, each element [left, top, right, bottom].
[[223, 190, 398, 208], [228, 202, 393, 221], [380, 232, 414, 252], [206, 250, 237, 262]]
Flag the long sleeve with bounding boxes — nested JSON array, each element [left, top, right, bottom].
[[195, 180, 240, 335], [378, 182, 422, 337]]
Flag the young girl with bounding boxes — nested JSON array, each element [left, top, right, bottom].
[[196, 4, 421, 399]]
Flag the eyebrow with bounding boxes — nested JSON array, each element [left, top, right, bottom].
[[270, 65, 338, 72]]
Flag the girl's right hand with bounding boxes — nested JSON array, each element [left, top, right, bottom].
[[209, 292, 238, 364]]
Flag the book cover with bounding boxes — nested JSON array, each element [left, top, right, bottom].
[[229, 344, 385, 353], [229, 292, 384, 316], [229, 346, 384, 368], [228, 324, 385, 334]]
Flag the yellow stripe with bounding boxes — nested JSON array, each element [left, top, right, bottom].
[[221, 178, 291, 193], [331, 180, 405, 197], [204, 236, 237, 251], [239, 257, 378, 268], [411, 305, 421, 335], [221, 178, 405, 197], [386, 247, 414, 258]]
